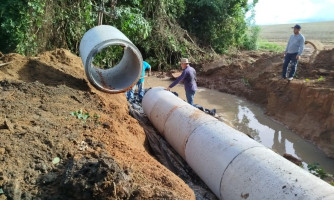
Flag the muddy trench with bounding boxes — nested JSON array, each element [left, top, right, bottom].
[[142, 77, 334, 176], [195, 49, 334, 170]]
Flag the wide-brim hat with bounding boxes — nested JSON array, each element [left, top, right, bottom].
[[180, 58, 190, 64]]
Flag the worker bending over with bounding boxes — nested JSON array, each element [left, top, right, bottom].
[[167, 58, 197, 105], [127, 61, 151, 102]]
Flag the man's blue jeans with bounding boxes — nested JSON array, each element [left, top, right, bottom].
[[282, 53, 298, 78], [186, 90, 196, 105], [126, 82, 144, 101]]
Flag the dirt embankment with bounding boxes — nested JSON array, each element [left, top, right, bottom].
[[0, 49, 195, 199], [197, 49, 334, 158]]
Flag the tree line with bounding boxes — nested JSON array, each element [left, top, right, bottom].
[[0, 0, 259, 69]]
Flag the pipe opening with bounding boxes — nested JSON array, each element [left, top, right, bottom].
[[92, 45, 125, 69], [86, 42, 142, 93], [80, 25, 143, 94]]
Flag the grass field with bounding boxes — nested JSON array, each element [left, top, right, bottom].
[[260, 21, 334, 45]]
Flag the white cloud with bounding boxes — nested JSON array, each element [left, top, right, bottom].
[[254, 0, 334, 25]]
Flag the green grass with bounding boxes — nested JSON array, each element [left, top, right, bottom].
[[307, 163, 333, 180], [259, 21, 334, 44], [258, 40, 285, 52], [70, 109, 90, 122]]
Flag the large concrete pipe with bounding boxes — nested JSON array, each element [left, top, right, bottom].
[[79, 25, 143, 93], [142, 87, 334, 200]]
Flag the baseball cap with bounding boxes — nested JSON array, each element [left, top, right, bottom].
[[292, 24, 301, 29]]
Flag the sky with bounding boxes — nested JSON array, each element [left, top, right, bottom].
[[252, 0, 334, 25]]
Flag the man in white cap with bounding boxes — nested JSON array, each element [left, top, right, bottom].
[[282, 24, 305, 81], [167, 58, 197, 105]]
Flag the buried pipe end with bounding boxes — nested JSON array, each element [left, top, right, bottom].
[[79, 25, 143, 93]]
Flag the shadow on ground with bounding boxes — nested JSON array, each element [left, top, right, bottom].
[[18, 59, 89, 91]]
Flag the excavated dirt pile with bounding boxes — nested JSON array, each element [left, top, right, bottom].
[[197, 49, 334, 158], [0, 49, 195, 200]]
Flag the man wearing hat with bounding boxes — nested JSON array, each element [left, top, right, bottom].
[[167, 58, 197, 105], [282, 24, 305, 81]]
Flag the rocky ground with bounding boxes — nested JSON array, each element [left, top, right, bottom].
[[196, 48, 334, 158], [0, 49, 195, 200]]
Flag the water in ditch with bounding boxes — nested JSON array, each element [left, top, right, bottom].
[[145, 76, 334, 174]]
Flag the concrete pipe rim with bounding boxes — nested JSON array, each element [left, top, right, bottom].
[[85, 39, 143, 93]]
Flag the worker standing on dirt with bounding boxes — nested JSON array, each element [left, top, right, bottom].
[[282, 24, 305, 81], [167, 58, 197, 105], [126, 61, 151, 102]]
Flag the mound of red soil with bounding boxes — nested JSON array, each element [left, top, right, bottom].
[[0, 49, 195, 199]]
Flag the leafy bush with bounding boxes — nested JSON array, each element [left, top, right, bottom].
[[0, 0, 46, 54], [307, 163, 333, 180], [242, 26, 261, 50], [0, 0, 95, 55], [71, 109, 90, 122], [113, 5, 151, 44], [181, 0, 258, 53]]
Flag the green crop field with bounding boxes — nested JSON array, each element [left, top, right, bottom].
[[260, 21, 334, 45]]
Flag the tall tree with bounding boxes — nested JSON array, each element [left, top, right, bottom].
[[181, 0, 256, 53]]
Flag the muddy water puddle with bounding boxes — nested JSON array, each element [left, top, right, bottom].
[[145, 76, 334, 174]]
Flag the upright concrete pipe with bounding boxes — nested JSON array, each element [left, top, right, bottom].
[[142, 87, 334, 200], [79, 25, 143, 93]]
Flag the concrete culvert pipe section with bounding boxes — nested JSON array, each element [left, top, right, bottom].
[[143, 87, 334, 200], [79, 25, 143, 93]]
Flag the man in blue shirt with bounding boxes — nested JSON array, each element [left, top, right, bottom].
[[167, 58, 197, 105], [127, 61, 151, 102], [282, 24, 305, 81]]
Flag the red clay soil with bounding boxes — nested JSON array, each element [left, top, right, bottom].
[[197, 49, 334, 158], [0, 49, 195, 199]]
